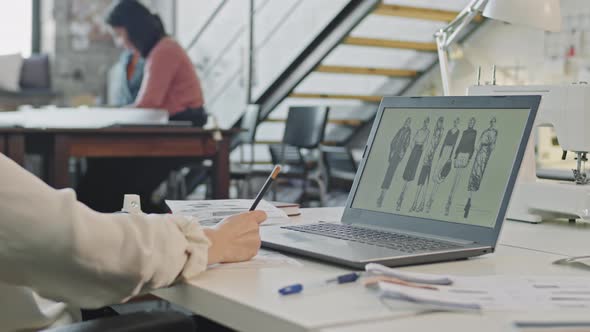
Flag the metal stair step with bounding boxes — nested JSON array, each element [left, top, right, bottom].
[[289, 93, 383, 103], [254, 140, 339, 146], [315, 65, 418, 77], [372, 3, 482, 22], [343, 36, 437, 52], [264, 118, 364, 126]]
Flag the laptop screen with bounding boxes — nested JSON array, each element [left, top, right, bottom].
[[351, 107, 531, 228]]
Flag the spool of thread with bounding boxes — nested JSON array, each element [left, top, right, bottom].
[[122, 194, 142, 214]]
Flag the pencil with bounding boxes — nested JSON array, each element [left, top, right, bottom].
[[249, 165, 282, 211]]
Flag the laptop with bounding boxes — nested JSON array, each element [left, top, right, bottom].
[[261, 95, 540, 268]]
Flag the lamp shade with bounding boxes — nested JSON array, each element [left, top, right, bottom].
[[483, 0, 562, 32]]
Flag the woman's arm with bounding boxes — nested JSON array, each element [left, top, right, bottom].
[[134, 41, 180, 109], [0, 155, 264, 309]]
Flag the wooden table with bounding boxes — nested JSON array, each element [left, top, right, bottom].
[[0, 127, 236, 199], [0, 127, 26, 166]]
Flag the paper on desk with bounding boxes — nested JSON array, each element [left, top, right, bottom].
[[0, 108, 168, 128], [378, 275, 590, 312], [366, 263, 453, 285], [208, 251, 303, 270], [378, 282, 481, 311], [554, 256, 590, 270], [573, 257, 590, 268], [165, 199, 290, 227]]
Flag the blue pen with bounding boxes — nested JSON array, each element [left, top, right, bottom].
[[278, 272, 362, 296]]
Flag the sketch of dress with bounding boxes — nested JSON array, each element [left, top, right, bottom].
[[425, 117, 460, 213], [464, 117, 498, 218], [410, 117, 444, 213], [376, 118, 412, 208], [444, 117, 477, 216], [396, 117, 430, 211]]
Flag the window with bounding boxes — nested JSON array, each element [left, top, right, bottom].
[[0, 1, 33, 56]]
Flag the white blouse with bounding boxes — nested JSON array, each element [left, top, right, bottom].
[[0, 154, 210, 331]]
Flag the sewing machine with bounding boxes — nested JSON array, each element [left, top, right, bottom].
[[468, 84, 590, 223]]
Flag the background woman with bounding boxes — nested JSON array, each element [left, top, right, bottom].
[[78, 0, 208, 213], [108, 49, 144, 106], [108, 0, 207, 125]]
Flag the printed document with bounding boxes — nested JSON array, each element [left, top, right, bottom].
[[166, 199, 291, 227], [379, 275, 590, 311]]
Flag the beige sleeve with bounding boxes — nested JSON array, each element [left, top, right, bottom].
[[0, 154, 210, 309]]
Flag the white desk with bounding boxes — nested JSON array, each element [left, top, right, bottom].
[[154, 208, 590, 332], [499, 219, 590, 256], [320, 312, 590, 332]]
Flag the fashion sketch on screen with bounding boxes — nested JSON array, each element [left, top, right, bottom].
[[396, 117, 431, 211], [425, 117, 460, 213], [445, 117, 477, 216], [376, 117, 412, 208], [463, 117, 498, 218], [410, 116, 444, 213]]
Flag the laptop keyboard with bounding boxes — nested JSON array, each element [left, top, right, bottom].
[[282, 223, 461, 253]]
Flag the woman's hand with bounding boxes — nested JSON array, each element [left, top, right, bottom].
[[203, 211, 267, 265]]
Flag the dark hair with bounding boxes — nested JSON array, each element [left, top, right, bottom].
[[106, 0, 166, 57]]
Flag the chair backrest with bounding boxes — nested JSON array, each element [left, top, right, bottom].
[[237, 105, 259, 145], [320, 145, 357, 173], [20, 54, 51, 90], [319, 145, 358, 191], [282, 106, 329, 149], [269, 144, 302, 165]]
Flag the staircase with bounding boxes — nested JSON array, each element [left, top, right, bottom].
[[180, 0, 483, 163]]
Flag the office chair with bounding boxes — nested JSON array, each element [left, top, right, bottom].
[[42, 311, 195, 332], [269, 106, 329, 203], [316, 145, 358, 205]]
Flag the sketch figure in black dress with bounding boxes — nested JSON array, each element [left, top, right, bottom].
[[463, 117, 498, 218], [376, 117, 412, 208], [409, 116, 444, 213], [444, 117, 477, 216], [425, 117, 460, 213], [396, 117, 430, 211]]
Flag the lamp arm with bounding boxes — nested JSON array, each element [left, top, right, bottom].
[[436, 33, 452, 96], [445, 10, 481, 47], [435, 0, 489, 95], [442, 0, 489, 45]]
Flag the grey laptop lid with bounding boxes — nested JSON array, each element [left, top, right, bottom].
[[342, 96, 540, 247]]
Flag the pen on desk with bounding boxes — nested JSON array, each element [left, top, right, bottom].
[[278, 272, 362, 296], [249, 165, 282, 211]]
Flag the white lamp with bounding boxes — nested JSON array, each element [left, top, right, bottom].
[[435, 0, 562, 95], [483, 0, 561, 33]]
